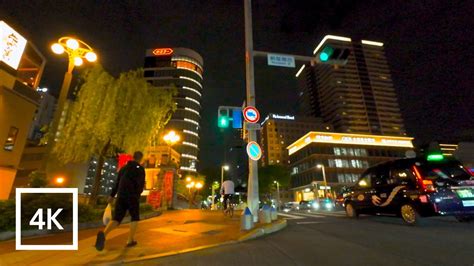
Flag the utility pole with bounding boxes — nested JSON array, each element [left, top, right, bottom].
[[244, 0, 259, 222]]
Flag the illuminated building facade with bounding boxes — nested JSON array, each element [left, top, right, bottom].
[[83, 157, 118, 196], [260, 113, 332, 166], [144, 48, 203, 174], [287, 131, 414, 200], [0, 21, 46, 199], [296, 35, 406, 136], [28, 88, 56, 141]]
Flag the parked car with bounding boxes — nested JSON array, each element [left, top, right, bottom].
[[343, 156, 474, 225]]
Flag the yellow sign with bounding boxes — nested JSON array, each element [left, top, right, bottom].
[[0, 21, 27, 70], [288, 132, 414, 155]]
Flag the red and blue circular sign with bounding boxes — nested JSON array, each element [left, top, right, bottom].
[[243, 106, 260, 123], [246, 141, 262, 161]]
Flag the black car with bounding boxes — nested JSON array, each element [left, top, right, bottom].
[[343, 157, 474, 225]]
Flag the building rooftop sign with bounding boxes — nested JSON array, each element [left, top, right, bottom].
[[271, 114, 295, 120], [287, 131, 414, 155], [0, 21, 27, 70], [152, 48, 173, 56]]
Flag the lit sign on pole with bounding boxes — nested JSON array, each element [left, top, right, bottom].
[[0, 21, 27, 70], [152, 48, 173, 56], [267, 54, 295, 68], [287, 132, 414, 155]]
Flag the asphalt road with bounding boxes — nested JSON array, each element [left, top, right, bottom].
[[131, 210, 474, 266]]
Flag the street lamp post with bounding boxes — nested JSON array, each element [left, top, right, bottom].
[[317, 164, 328, 199], [273, 180, 280, 211], [211, 181, 219, 210], [221, 165, 229, 189], [47, 37, 97, 161]]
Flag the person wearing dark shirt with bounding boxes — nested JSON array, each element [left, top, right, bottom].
[[95, 151, 145, 251]]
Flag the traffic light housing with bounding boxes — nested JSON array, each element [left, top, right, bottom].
[[217, 106, 242, 129], [218, 107, 230, 128], [316, 45, 351, 64]]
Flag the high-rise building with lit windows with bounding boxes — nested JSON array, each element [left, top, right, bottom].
[[296, 35, 406, 136], [144, 48, 203, 174]]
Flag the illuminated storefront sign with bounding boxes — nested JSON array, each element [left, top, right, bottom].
[[0, 21, 27, 70], [288, 132, 414, 155], [152, 48, 173, 56], [271, 114, 295, 120]]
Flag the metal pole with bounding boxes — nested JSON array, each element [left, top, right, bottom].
[[221, 166, 224, 188], [276, 181, 280, 211], [211, 185, 215, 210], [322, 165, 328, 199], [44, 61, 74, 169], [244, 0, 259, 222]]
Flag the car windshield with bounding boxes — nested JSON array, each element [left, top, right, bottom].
[[419, 162, 472, 181]]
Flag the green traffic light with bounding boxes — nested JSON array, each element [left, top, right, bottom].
[[319, 46, 334, 62], [427, 154, 444, 161], [319, 52, 329, 61], [218, 116, 229, 128]]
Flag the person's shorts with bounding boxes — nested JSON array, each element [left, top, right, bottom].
[[113, 196, 140, 223]]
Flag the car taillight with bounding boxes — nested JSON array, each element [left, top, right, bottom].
[[413, 166, 436, 192]]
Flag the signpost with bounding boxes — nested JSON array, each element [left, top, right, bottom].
[[246, 141, 262, 161], [245, 122, 261, 131], [243, 106, 260, 123], [267, 53, 295, 68]]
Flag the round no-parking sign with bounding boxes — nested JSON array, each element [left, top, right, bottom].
[[243, 106, 260, 123], [246, 141, 262, 161]]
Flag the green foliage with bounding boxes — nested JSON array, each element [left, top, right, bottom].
[[28, 171, 48, 188], [0, 200, 15, 231], [258, 165, 291, 194], [53, 65, 177, 164]]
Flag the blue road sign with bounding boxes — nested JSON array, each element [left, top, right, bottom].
[[267, 54, 295, 68], [232, 108, 242, 128], [246, 141, 262, 161]]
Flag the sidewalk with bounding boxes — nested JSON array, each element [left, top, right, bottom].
[[0, 210, 286, 265]]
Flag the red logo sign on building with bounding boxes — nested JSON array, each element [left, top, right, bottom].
[[152, 48, 173, 56]]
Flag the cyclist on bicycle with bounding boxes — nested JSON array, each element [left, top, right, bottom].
[[220, 178, 235, 210]]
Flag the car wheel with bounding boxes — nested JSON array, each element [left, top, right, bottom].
[[400, 204, 421, 225], [345, 203, 359, 218]]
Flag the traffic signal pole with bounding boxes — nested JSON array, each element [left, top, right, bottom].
[[244, 0, 259, 222]]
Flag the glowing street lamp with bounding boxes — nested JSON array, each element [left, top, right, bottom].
[[54, 176, 65, 186], [46, 37, 97, 161], [221, 165, 230, 190], [163, 130, 181, 146]]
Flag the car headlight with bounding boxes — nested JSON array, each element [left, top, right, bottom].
[[325, 202, 333, 209], [312, 203, 320, 209]]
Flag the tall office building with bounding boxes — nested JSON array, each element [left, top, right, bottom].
[[259, 113, 332, 166], [28, 88, 56, 140], [144, 48, 203, 174], [296, 35, 406, 136]]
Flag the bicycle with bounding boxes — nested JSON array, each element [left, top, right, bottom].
[[223, 203, 234, 218]]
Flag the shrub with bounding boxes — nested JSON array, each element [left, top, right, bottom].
[[0, 200, 15, 232]]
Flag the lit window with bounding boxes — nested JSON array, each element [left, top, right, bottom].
[[3, 127, 19, 151]]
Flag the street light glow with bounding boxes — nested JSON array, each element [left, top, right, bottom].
[[55, 176, 65, 185], [85, 51, 97, 62], [74, 57, 83, 66], [185, 176, 192, 182], [195, 182, 203, 189], [163, 130, 181, 145], [317, 164, 323, 168], [51, 43, 64, 54], [223, 165, 229, 171], [66, 38, 79, 50]]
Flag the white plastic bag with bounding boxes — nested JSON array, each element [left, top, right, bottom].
[[102, 204, 112, 226]]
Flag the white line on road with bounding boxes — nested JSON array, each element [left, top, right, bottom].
[[277, 213, 306, 219], [290, 212, 326, 218], [296, 221, 325, 225]]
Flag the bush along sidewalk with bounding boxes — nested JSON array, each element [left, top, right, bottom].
[[0, 196, 160, 241]]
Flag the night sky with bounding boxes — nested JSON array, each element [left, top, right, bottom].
[[2, 0, 473, 170]]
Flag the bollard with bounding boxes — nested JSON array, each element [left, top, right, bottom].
[[259, 205, 272, 224], [270, 206, 278, 221], [241, 207, 254, 230]]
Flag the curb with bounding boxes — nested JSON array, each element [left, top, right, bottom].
[[120, 219, 287, 264], [0, 211, 162, 242]]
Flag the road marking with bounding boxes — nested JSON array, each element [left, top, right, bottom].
[[277, 213, 306, 219], [296, 221, 325, 225], [290, 212, 326, 218]]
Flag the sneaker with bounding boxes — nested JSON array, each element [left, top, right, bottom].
[[95, 231, 105, 251], [125, 240, 137, 248]]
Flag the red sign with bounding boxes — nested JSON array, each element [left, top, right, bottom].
[[117, 153, 133, 170], [243, 106, 260, 123], [152, 48, 173, 56], [163, 171, 174, 203], [147, 190, 161, 209]]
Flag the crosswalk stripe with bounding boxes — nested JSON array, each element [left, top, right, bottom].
[[277, 212, 306, 219], [289, 212, 326, 218]]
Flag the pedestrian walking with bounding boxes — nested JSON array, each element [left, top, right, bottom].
[[95, 151, 145, 251]]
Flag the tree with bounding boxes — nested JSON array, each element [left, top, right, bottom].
[[28, 171, 48, 188], [52, 65, 176, 204], [258, 165, 291, 194]]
